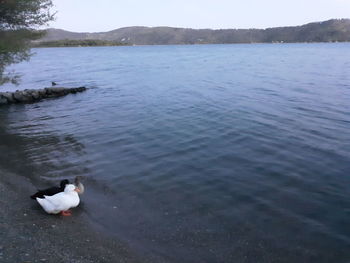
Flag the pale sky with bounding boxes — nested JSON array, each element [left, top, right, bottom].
[[50, 0, 350, 32]]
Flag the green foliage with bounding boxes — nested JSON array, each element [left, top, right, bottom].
[[0, 0, 54, 85], [32, 39, 129, 48]]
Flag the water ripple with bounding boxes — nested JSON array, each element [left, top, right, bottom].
[[1, 43, 350, 262]]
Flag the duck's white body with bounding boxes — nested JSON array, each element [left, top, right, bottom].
[[36, 184, 80, 214]]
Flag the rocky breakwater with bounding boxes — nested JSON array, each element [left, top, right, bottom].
[[0, 87, 86, 105]]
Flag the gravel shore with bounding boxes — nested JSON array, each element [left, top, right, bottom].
[[0, 169, 142, 263]]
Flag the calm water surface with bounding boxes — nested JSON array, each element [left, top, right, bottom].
[[0, 44, 350, 262]]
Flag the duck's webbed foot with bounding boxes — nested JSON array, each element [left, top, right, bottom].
[[60, 210, 72, 216]]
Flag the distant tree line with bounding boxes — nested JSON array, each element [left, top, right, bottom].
[[32, 39, 130, 47], [40, 19, 350, 45]]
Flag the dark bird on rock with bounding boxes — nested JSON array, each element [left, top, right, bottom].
[[30, 179, 70, 199], [51, 81, 57, 86]]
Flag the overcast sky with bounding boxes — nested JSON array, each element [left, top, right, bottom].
[[50, 0, 350, 32]]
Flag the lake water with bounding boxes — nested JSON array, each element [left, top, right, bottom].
[[0, 44, 350, 262]]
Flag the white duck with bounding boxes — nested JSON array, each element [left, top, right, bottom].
[[36, 184, 81, 216]]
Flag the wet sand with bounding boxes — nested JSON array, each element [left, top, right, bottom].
[[0, 168, 142, 263]]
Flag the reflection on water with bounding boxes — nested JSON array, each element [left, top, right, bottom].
[[0, 44, 350, 262], [0, 105, 89, 185]]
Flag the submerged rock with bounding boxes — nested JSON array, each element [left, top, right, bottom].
[[0, 87, 86, 106]]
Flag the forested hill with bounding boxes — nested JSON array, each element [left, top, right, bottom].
[[38, 19, 350, 45]]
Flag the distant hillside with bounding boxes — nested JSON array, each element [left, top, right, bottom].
[[37, 19, 350, 45]]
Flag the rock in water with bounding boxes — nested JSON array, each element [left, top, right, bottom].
[[0, 87, 87, 106], [0, 95, 8, 105], [0, 92, 15, 103]]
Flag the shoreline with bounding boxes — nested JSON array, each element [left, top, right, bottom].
[[0, 168, 143, 263], [31, 41, 350, 48]]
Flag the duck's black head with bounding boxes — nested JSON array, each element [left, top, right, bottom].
[[60, 179, 70, 189]]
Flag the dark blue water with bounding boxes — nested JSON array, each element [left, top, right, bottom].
[[1, 44, 350, 262]]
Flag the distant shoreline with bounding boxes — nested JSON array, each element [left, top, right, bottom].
[[31, 39, 131, 48], [37, 19, 350, 46], [32, 41, 350, 48]]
